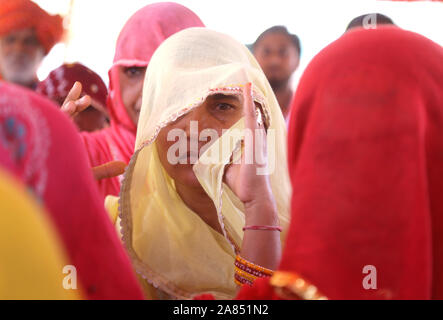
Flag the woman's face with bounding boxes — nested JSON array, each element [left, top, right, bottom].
[[156, 94, 244, 187], [118, 66, 147, 125]]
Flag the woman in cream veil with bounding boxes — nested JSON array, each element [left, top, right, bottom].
[[112, 27, 291, 299]]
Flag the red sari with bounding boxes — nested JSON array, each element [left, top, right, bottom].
[[80, 3, 204, 198], [236, 26, 443, 300], [0, 82, 144, 299]]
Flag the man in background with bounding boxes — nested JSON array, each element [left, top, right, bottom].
[[253, 26, 301, 121], [0, 0, 64, 89]]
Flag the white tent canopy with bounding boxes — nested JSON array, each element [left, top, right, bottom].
[[34, 0, 443, 87]]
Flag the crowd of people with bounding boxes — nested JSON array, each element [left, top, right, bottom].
[[0, 0, 442, 300]]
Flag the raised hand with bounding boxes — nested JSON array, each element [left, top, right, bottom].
[[223, 82, 274, 209], [224, 82, 281, 271], [61, 82, 92, 117]]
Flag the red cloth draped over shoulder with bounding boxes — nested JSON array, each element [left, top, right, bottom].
[[0, 82, 144, 300], [233, 26, 443, 300], [80, 2, 205, 198]]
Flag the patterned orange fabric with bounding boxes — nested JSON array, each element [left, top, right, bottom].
[[0, 0, 64, 53]]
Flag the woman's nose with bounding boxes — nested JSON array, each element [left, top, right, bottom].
[[183, 109, 205, 136], [134, 94, 142, 112]]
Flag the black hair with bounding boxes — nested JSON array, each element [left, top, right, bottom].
[[346, 13, 395, 31], [253, 25, 301, 56]]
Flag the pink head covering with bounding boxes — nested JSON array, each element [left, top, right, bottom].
[[81, 2, 204, 198], [108, 2, 205, 133]]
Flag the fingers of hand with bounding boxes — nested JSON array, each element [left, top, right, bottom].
[[62, 101, 76, 116], [62, 95, 91, 118], [241, 83, 269, 169], [62, 82, 83, 116], [243, 82, 258, 131], [66, 81, 82, 103], [254, 129, 267, 167], [76, 95, 92, 112]]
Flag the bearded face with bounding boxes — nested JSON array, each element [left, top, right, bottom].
[[0, 28, 45, 87]]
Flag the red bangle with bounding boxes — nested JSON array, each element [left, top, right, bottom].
[[242, 225, 283, 232]]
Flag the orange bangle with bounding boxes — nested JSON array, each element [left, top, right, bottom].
[[234, 273, 253, 286], [236, 255, 274, 277], [235, 260, 272, 278], [235, 266, 258, 282]]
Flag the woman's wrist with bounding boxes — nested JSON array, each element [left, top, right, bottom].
[[244, 196, 279, 226]]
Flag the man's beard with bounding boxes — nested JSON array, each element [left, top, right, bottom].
[[0, 50, 44, 86]]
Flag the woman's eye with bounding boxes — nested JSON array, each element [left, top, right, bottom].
[[124, 67, 145, 78], [125, 68, 139, 76], [215, 103, 234, 111]]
